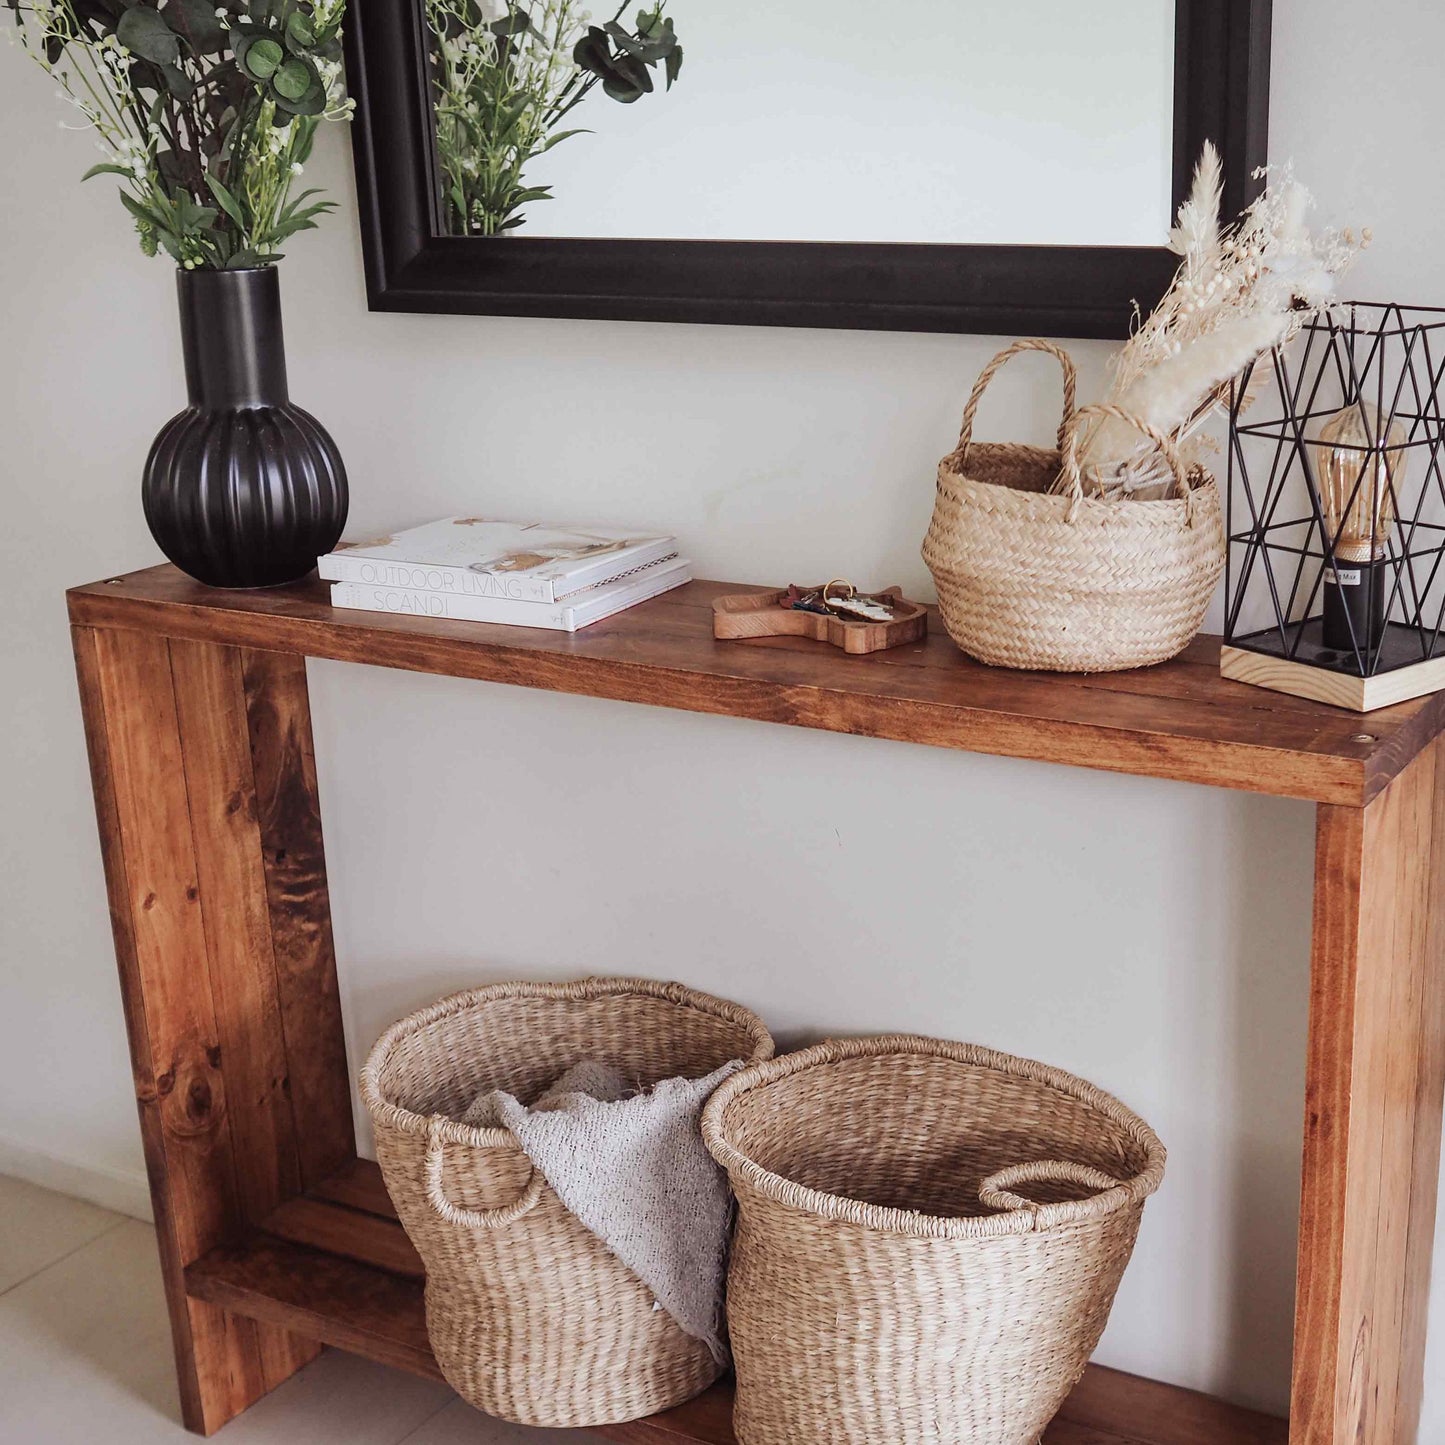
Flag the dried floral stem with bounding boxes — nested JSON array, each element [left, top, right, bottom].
[[1063, 144, 1368, 500]]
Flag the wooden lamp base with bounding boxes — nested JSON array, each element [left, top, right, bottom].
[[1220, 646, 1445, 713]]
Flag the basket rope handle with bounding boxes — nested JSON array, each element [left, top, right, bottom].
[[424, 1116, 545, 1229], [956, 338, 1078, 458], [1061, 403, 1197, 524], [979, 1160, 1123, 1213]]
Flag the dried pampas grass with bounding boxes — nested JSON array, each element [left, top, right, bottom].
[[1066, 144, 1368, 500]]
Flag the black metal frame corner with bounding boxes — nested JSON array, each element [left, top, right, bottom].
[[343, 0, 1272, 338], [1225, 303, 1445, 680]]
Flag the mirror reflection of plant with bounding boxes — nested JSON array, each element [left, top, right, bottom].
[[7, 0, 353, 268], [427, 0, 682, 237]]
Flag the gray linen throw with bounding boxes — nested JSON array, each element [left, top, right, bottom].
[[464, 1059, 743, 1362]]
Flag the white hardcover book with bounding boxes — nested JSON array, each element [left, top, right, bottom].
[[329, 556, 693, 632], [319, 517, 678, 603]]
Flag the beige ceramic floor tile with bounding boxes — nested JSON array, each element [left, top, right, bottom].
[[0, 1218, 454, 1444], [218, 1348, 456, 1445], [0, 1173, 125, 1294], [399, 1397, 596, 1444]]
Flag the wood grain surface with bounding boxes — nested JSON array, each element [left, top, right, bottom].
[[185, 1166, 1290, 1445], [239, 648, 354, 1190], [72, 627, 320, 1431], [1291, 736, 1445, 1445], [1221, 645, 1445, 714], [712, 585, 928, 654], [67, 567, 1445, 805], [71, 564, 1445, 1445]]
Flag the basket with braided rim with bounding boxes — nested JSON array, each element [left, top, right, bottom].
[[361, 977, 774, 1428], [922, 338, 1225, 672], [701, 1035, 1166, 1445]]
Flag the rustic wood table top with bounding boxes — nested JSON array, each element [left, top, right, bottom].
[[68, 566, 1445, 806]]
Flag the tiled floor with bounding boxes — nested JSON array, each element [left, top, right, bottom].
[[0, 1174, 595, 1444]]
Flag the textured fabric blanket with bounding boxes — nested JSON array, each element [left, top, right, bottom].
[[464, 1059, 743, 1362]]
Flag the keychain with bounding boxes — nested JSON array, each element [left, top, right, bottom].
[[714, 580, 928, 655]]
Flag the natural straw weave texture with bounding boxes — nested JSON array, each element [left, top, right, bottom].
[[923, 338, 1224, 672], [701, 1035, 1166, 1445], [361, 977, 773, 1428]]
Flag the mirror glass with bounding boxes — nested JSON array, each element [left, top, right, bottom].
[[424, 0, 1175, 246]]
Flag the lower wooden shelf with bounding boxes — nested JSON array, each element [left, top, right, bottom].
[[181, 1159, 1287, 1445]]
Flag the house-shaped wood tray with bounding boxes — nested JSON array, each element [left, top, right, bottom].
[[712, 586, 927, 655]]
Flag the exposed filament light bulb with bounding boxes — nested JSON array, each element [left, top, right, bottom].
[[1313, 401, 1405, 651]]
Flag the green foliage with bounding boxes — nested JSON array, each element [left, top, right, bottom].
[[427, 0, 682, 238], [116, 8, 182, 67], [166, 0, 229, 55], [232, 0, 334, 116], [573, 7, 681, 104], [9, 0, 351, 267]]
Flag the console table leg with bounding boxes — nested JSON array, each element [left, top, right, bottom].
[[1292, 737, 1445, 1445], [72, 626, 351, 1434]]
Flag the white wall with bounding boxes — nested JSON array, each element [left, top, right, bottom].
[[1, 0, 1441, 1427]]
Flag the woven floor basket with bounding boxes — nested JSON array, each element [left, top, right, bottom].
[[361, 977, 774, 1428], [701, 1035, 1166, 1445], [922, 338, 1225, 672]]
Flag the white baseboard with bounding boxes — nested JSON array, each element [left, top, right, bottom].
[[0, 1132, 152, 1222]]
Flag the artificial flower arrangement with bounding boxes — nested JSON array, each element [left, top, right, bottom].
[[8, 0, 353, 268], [427, 0, 682, 237], [1071, 142, 1369, 499], [9, 0, 357, 589]]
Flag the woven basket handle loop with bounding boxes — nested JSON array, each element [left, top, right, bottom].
[[1062, 403, 1197, 524], [979, 1160, 1123, 1213], [424, 1116, 545, 1229], [956, 338, 1078, 459]]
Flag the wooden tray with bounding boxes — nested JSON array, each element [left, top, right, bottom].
[[713, 586, 927, 655]]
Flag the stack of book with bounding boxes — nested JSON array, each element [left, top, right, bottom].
[[319, 518, 692, 632]]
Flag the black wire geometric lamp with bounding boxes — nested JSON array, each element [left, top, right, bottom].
[[1221, 303, 1445, 710]]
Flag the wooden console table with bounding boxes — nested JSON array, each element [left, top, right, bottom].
[[68, 566, 1445, 1445]]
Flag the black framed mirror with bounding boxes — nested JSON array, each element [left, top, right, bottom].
[[344, 0, 1270, 338]]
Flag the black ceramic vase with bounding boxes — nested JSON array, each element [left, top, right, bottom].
[[143, 267, 347, 589]]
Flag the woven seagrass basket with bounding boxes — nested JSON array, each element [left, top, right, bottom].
[[922, 338, 1225, 672], [361, 977, 774, 1428], [702, 1035, 1166, 1445]]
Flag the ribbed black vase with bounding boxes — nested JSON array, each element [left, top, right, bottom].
[[143, 267, 347, 589]]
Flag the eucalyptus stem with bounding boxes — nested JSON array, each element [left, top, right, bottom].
[[10, 0, 354, 267], [426, 0, 682, 237]]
